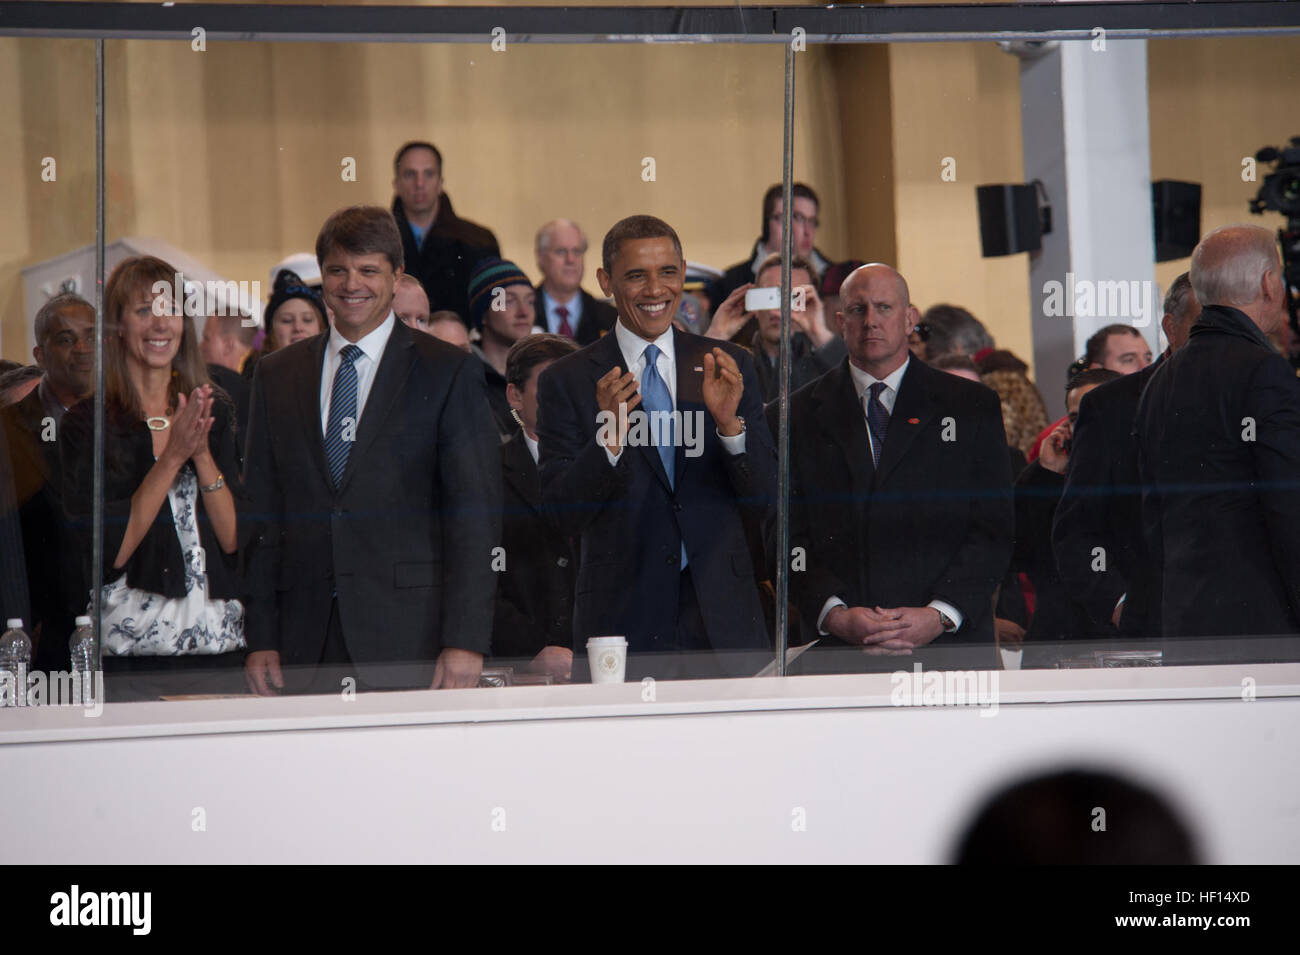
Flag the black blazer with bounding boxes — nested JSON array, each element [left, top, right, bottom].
[[490, 429, 576, 659], [207, 363, 250, 463], [242, 319, 503, 682], [534, 285, 617, 347], [774, 357, 1013, 644], [536, 327, 777, 655], [1053, 358, 1163, 637], [392, 194, 499, 323], [1013, 459, 1096, 640], [1, 389, 79, 669], [1135, 304, 1300, 640], [59, 391, 245, 602]]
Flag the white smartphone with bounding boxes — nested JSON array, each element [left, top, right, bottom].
[[744, 286, 781, 311]]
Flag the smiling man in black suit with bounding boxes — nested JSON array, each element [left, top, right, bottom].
[[242, 205, 502, 695], [536, 215, 776, 678], [775, 263, 1013, 651]]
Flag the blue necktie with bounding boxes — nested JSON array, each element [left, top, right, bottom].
[[325, 344, 362, 487], [641, 344, 688, 570], [864, 380, 889, 468]]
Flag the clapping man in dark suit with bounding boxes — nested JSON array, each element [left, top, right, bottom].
[[776, 264, 1013, 651], [1135, 225, 1300, 651], [243, 205, 502, 694], [536, 215, 776, 678]]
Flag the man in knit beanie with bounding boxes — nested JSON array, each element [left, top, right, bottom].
[[467, 257, 543, 437]]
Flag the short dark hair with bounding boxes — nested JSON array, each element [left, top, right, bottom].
[[953, 769, 1199, 864], [754, 252, 819, 286], [922, 304, 994, 359], [205, 313, 258, 348], [316, 206, 404, 274], [760, 183, 820, 244], [1083, 323, 1141, 367], [1066, 366, 1121, 395], [601, 215, 683, 275], [34, 292, 94, 348], [393, 141, 443, 176], [506, 333, 579, 389]]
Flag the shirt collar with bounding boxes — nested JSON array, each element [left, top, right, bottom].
[[523, 430, 540, 464], [614, 317, 675, 369], [849, 355, 909, 398], [328, 311, 395, 365]]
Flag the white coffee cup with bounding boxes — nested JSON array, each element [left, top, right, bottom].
[[586, 636, 628, 684]]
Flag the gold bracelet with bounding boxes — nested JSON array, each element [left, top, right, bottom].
[[200, 473, 225, 493]]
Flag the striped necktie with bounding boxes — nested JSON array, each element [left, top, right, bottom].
[[325, 344, 363, 487]]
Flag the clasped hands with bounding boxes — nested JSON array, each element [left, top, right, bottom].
[[823, 604, 946, 655]]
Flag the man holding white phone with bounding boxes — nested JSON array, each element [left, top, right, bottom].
[[708, 253, 846, 403]]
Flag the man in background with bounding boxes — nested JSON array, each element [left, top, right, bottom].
[[534, 219, 617, 346], [1054, 273, 1199, 638], [1, 292, 95, 672], [709, 183, 831, 312], [390, 140, 500, 323], [1136, 226, 1300, 655]]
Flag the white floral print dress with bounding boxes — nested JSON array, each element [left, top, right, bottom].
[[96, 467, 246, 656]]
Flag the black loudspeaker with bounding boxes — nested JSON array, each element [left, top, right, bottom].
[[1152, 180, 1201, 262], [976, 184, 1042, 257]]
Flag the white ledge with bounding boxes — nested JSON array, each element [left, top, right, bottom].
[[1, 662, 1297, 744]]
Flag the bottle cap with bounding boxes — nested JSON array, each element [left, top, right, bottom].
[[75, 616, 92, 626], [5, 619, 22, 629]]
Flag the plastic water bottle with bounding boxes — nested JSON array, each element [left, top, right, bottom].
[[69, 615, 97, 705], [0, 618, 32, 707]]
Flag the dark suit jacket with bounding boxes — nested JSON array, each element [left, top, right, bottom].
[[774, 357, 1013, 644], [1, 388, 77, 670], [1053, 358, 1162, 637], [392, 194, 500, 323], [242, 319, 503, 685], [536, 327, 777, 655], [491, 429, 576, 660], [1135, 304, 1300, 640], [207, 363, 249, 466], [534, 285, 617, 347], [750, 329, 846, 405], [1014, 459, 1095, 640]]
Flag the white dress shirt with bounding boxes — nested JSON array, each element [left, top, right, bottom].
[[542, 288, 583, 337], [319, 311, 396, 436], [817, 355, 964, 634], [523, 430, 540, 465], [603, 320, 746, 465]]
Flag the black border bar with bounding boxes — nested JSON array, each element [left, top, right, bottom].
[[0, 2, 1298, 43]]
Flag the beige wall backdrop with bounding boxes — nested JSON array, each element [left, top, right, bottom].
[[2, 33, 1298, 369]]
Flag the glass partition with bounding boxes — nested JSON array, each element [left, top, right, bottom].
[[1, 4, 1299, 709]]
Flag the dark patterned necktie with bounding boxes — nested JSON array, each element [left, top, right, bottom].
[[324, 344, 362, 487], [863, 380, 889, 468], [556, 305, 574, 338]]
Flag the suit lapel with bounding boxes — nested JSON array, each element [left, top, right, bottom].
[[296, 333, 333, 488], [874, 358, 934, 485], [335, 320, 416, 495], [815, 359, 876, 494], [673, 329, 708, 486]]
